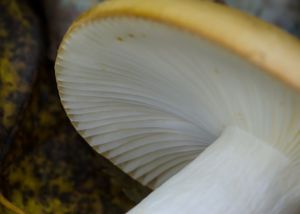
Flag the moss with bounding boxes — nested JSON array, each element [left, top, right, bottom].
[[0, 0, 42, 157], [0, 26, 7, 37], [4, 0, 29, 27]]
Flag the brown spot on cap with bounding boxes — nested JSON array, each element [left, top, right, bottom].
[[117, 36, 124, 42]]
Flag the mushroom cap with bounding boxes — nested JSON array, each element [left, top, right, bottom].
[[55, 0, 300, 188]]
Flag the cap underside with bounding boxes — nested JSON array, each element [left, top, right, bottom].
[[56, 17, 300, 188]]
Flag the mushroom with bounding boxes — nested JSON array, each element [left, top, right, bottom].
[[55, 0, 300, 213]]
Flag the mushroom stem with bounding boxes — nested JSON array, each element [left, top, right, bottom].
[[128, 126, 297, 214]]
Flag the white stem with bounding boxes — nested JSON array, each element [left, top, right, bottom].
[[128, 126, 293, 214]]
